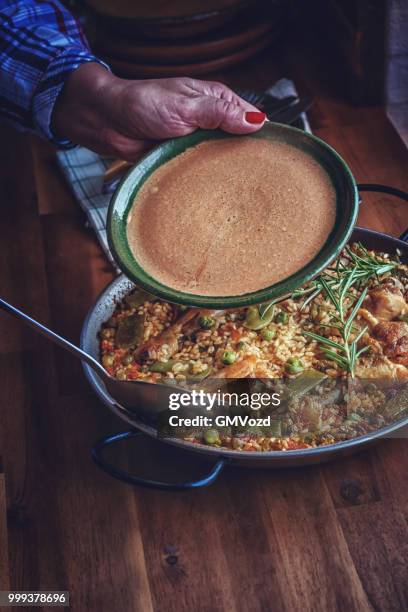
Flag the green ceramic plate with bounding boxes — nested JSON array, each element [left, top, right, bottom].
[[107, 123, 359, 308]]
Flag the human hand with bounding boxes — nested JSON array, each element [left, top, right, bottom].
[[52, 63, 266, 160]]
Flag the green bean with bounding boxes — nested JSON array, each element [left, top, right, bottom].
[[244, 304, 275, 330], [149, 359, 179, 373], [287, 369, 327, 397]]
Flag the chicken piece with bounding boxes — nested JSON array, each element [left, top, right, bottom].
[[358, 308, 379, 330], [217, 355, 258, 378], [365, 284, 407, 321], [254, 362, 274, 378], [374, 321, 408, 366], [135, 309, 199, 362], [355, 360, 408, 381], [135, 308, 224, 362]]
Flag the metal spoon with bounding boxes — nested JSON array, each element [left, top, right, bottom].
[[0, 297, 176, 416]]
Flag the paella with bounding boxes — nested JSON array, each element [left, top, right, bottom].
[[99, 243, 408, 451]]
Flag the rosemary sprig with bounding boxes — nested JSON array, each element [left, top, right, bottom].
[[299, 243, 397, 376], [292, 242, 397, 311], [303, 285, 369, 376]]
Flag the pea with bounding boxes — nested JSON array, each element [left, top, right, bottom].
[[261, 327, 276, 342], [398, 314, 408, 323], [204, 429, 220, 445], [236, 341, 247, 351], [199, 315, 216, 329], [285, 357, 304, 374], [275, 311, 289, 325], [222, 350, 236, 365]]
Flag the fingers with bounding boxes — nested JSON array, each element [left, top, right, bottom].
[[187, 78, 259, 112], [113, 138, 156, 162], [189, 95, 266, 134], [178, 79, 266, 134], [87, 130, 155, 162]]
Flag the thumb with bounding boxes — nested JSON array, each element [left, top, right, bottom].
[[190, 96, 266, 134]]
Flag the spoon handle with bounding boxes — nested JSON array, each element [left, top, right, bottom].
[[0, 297, 109, 382]]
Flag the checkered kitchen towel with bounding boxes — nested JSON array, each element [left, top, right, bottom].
[[56, 79, 311, 268]]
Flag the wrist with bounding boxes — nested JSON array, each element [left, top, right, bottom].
[[52, 62, 117, 146]]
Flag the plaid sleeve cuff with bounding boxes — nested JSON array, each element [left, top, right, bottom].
[[32, 47, 110, 147]]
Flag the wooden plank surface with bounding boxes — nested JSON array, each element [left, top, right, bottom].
[[0, 32, 407, 612], [0, 470, 10, 612], [0, 471, 10, 593]]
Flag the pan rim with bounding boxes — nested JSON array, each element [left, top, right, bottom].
[[81, 226, 408, 461]]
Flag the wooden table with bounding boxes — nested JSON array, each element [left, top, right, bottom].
[[0, 37, 408, 612]]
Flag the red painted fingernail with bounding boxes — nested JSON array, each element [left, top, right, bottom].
[[245, 111, 266, 124]]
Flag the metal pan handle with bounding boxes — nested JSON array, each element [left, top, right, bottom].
[[92, 430, 225, 490], [357, 183, 408, 242]]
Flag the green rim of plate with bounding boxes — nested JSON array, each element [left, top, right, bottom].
[[107, 123, 359, 308]]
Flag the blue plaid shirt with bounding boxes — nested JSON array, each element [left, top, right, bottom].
[[0, 0, 108, 145]]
